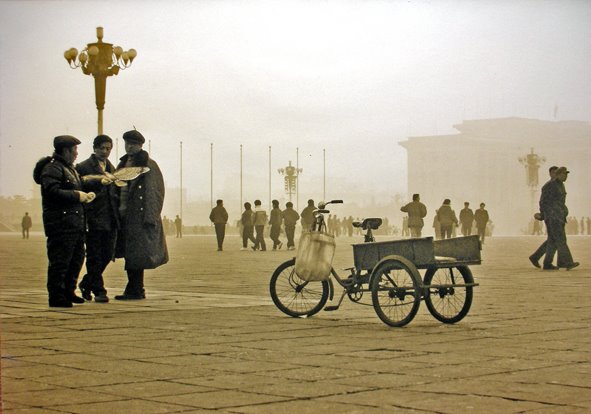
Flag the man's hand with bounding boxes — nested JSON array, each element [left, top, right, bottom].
[[78, 191, 96, 203], [534, 212, 543, 221]]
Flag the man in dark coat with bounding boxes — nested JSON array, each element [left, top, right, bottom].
[[240, 202, 256, 250], [436, 199, 458, 240], [459, 202, 474, 236], [115, 130, 169, 300], [75, 135, 119, 302], [269, 199, 283, 250], [209, 199, 228, 251], [21, 212, 32, 239], [282, 201, 300, 250], [529, 166, 557, 268], [540, 167, 579, 270], [300, 199, 316, 232], [474, 203, 489, 244], [33, 135, 96, 307]]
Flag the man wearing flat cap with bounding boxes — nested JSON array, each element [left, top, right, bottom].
[[539, 166, 579, 270], [33, 135, 97, 307], [75, 135, 119, 303], [114, 129, 168, 300]]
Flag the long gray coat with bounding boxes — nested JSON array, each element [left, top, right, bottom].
[[115, 150, 169, 270]]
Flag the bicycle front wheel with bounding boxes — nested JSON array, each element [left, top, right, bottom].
[[269, 258, 329, 318]]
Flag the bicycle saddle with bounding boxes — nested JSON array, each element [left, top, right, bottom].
[[352, 217, 382, 230]]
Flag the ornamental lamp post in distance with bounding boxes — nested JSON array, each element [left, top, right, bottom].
[[64, 27, 137, 135], [278, 161, 302, 202]]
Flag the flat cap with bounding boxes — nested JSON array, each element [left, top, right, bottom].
[[53, 135, 81, 150], [122, 130, 145, 144], [556, 166, 570, 174]]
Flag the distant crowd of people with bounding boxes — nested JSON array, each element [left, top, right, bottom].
[[400, 194, 492, 244]]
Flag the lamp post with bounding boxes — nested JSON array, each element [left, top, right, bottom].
[[278, 161, 302, 203], [518, 148, 545, 215], [64, 27, 137, 135]]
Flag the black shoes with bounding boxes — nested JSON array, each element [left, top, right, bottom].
[[114, 293, 145, 301], [565, 262, 580, 271], [542, 264, 559, 271], [67, 295, 86, 304], [94, 294, 110, 303], [529, 256, 541, 268], [49, 299, 73, 308], [80, 287, 92, 301]]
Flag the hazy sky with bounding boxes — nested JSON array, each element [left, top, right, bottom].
[[1, 0, 590, 204]]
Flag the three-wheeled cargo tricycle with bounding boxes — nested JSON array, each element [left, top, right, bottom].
[[269, 200, 481, 327]]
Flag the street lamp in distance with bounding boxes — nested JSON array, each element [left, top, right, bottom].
[[278, 161, 302, 202], [64, 27, 137, 135]]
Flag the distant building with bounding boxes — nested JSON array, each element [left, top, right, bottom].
[[399, 118, 591, 235]]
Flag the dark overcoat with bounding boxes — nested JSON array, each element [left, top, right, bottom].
[[115, 150, 169, 269]]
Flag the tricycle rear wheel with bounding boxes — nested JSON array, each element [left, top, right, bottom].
[[423, 265, 474, 324], [269, 258, 330, 318]]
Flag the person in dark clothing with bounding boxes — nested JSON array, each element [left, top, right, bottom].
[[33, 135, 97, 307], [240, 202, 256, 250], [269, 199, 283, 250], [474, 203, 490, 244], [459, 202, 474, 237], [540, 166, 579, 270], [75, 135, 119, 303], [21, 212, 32, 239], [174, 215, 183, 238], [209, 199, 228, 251], [529, 166, 557, 268], [114, 130, 169, 300], [282, 201, 300, 250], [300, 199, 316, 232], [436, 199, 458, 239]]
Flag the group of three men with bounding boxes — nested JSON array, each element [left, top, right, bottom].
[[33, 130, 168, 308]]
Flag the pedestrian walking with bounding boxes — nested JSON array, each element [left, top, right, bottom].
[[269, 199, 283, 250], [540, 166, 579, 270], [529, 166, 557, 268], [474, 202, 490, 244], [33, 135, 96, 307], [252, 199, 267, 251], [282, 201, 300, 250], [436, 199, 458, 239], [300, 199, 316, 232], [75, 134, 119, 303], [174, 215, 183, 238], [21, 212, 32, 239], [459, 202, 474, 237], [400, 194, 427, 238], [209, 200, 228, 251], [240, 202, 256, 250], [114, 130, 169, 300]]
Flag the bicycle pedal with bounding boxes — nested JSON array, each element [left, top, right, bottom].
[[324, 305, 340, 312]]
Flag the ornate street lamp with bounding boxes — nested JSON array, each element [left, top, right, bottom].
[[64, 27, 137, 134], [518, 148, 545, 215], [278, 161, 302, 202]]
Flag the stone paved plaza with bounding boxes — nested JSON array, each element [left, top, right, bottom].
[[1, 233, 590, 413]]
